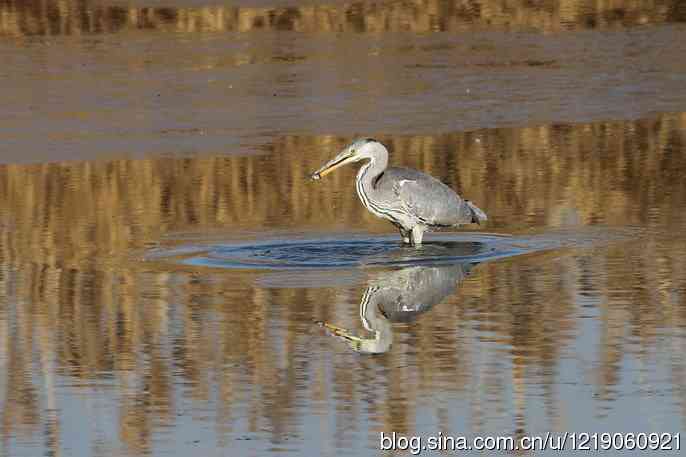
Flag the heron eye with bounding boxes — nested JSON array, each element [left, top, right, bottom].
[[351, 149, 356, 154]]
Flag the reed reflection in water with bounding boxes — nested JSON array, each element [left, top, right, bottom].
[[1, 0, 685, 36], [0, 113, 685, 455]]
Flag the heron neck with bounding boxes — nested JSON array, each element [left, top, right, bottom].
[[359, 286, 392, 354], [356, 154, 388, 192]]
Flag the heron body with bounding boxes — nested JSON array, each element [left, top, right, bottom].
[[311, 138, 487, 245]]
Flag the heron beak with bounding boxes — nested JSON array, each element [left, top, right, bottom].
[[316, 321, 364, 350], [310, 150, 355, 181]]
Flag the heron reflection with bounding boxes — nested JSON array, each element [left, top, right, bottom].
[[318, 260, 475, 354]]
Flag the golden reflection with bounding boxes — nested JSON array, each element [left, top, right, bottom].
[[0, 114, 685, 453], [0, 0, 684, 37], [1, 114, 684, 269]]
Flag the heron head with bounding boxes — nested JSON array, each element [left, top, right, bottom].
[[317, 320, 392, 355], [310, 138, 383, 180]]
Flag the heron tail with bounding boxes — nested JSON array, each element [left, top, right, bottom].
[[465, 200, 488, 225]]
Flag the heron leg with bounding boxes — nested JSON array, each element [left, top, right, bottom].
[[410, 226, 425, 246], [399, 228, 412, 244]]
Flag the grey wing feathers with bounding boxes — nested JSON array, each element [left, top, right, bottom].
[[376, 167, 475, 226]]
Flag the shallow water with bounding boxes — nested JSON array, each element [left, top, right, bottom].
[[1, 0, 686, 456]]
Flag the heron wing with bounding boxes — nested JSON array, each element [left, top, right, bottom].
[[376, 167, 473, 226]]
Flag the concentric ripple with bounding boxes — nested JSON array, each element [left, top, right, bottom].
[[145, 233, 541, 270]]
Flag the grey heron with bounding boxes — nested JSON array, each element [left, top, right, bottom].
[[311, 138, 487, 245]]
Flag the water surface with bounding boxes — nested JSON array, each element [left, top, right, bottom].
[[1, 1, 686, 456]]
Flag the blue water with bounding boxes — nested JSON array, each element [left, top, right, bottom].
[[147, 233, 553, 271]]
